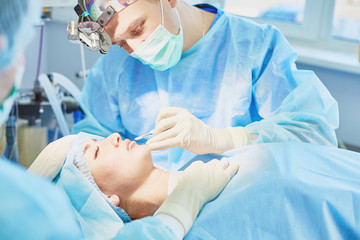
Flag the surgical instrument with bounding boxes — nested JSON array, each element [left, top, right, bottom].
[[134, 130, 154, 141]]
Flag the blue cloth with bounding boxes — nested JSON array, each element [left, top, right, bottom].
[[185, 143, 360, 239], [0, 0, 41, 72], [119, 217, 177, 239], [72, 9, 339, 170], [0, 157, 83, 239]]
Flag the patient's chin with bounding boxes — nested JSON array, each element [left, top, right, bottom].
[[126, 202, 158, 220], [136, 145, 152, 161]]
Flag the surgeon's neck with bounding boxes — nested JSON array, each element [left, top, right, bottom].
[[122, 168, 169, 219], [177, 1, 216, 52]]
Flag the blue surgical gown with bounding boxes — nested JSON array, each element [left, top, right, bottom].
[[73, 8, 338, 168], [0, 157, 83, 239], [0, 157, 177, 239]]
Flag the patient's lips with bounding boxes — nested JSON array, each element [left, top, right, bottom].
[[124, 139, 131, 151], [123, 139, 136, 151], [129, 141, 136, 150]]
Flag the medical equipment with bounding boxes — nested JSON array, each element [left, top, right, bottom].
[[39, 73, 81, 136], [135, 130, 154, 141], [3, 72, 82, 166], [16, 73, 81, 135], [67, 0, 113, 54], [2, 11, 82, 165]]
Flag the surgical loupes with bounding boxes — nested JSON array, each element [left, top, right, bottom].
[[67, 0, 114, 54]]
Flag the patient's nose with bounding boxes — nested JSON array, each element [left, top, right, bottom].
[[105, 133, 120, 147]]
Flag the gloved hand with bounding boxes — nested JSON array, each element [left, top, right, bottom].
[[147, 107, 250, 154], [155, 158, 239, 234]]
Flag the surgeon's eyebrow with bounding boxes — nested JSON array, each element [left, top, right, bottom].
[[124, 17, 146, 37]]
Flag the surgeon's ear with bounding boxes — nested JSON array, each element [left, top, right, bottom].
[[108, 195, 121, 207]]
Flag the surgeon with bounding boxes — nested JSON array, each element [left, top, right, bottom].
[[72, 0, 339, 159], [0, 0, 235, 239]]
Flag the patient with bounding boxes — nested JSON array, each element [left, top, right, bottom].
[[29, 132, 360, 239], [30, 132, 234, 222], [78, 132, 174, 219]]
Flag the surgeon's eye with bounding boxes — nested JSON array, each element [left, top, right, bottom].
[[131, 23, 144, 37]]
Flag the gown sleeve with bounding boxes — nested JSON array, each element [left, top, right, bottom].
[[246, 25, 339, 146], [72, 49, 127, 137]]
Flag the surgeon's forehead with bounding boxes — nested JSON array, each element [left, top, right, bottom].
[[109, 0, 158, 34]]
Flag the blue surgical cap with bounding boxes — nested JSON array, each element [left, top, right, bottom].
[[0, 0, 41, 72]]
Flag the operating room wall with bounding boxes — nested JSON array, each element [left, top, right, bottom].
[[21, 22, 360, 150]]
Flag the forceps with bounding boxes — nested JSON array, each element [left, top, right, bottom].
[[134, 130, 154, 141]]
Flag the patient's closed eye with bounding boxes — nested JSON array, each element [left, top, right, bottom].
[[94, 146, 99, 159]]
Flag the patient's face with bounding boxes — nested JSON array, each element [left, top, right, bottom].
[[82, 133, 153, 197]]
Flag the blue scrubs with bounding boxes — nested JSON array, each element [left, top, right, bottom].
[[0, 158, 83, 239], [73, 6, 338, 168]]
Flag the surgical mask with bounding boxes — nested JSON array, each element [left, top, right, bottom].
[[131, 1, 183, 71], [0, 66, 24, 125]]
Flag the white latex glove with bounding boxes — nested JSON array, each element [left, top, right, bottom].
[[154, 158, 239, 234], [147, 107, 250, 154]]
